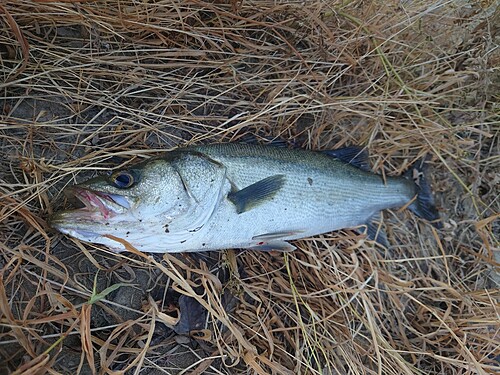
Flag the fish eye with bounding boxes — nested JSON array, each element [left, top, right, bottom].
[[111, 171, 135, 189]]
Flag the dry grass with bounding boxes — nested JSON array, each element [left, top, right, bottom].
[[0, 0, 499, 374]]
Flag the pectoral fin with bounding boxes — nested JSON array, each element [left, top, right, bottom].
[[228, 175, 285, 214]]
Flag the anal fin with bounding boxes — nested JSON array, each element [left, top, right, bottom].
[[362, 213, 389, 248]]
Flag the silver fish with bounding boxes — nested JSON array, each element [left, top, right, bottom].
[[50, 143, 440, 253]]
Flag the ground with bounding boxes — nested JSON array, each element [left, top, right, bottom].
[[0, 1, 498, 374]]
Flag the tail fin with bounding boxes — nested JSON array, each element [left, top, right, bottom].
[[405, 158, 442, 228]]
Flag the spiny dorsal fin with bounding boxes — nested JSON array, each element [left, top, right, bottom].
[[323, 147, 370, 171], [238, 134, 289, 148], [228, 174, 285, 214]]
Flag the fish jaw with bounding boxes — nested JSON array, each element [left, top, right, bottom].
[[57, 186, 130, 219], [51, 224, 129, 252], [49, 186, 133, 250]]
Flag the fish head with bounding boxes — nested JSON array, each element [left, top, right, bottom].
[[50, 159, 193, 251]]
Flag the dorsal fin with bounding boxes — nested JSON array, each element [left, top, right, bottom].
[[322, 147, 370, 171], [238, 134, 289, 148]]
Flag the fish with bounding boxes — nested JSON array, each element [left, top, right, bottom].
[[49, 143, 441, 253]]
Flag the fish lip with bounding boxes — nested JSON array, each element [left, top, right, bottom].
[[62, 186, 130, 219], [49, 187, 132, 233]]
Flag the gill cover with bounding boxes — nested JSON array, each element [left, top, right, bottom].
[[164, 151, 228, 234]]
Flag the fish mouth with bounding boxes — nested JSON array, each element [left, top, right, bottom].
[[50, 186, 131, 226], [67, 187, 130, 218]]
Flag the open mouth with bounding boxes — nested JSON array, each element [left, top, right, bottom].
[[64, 186, 130, 219], [49, 186, 132, 241]]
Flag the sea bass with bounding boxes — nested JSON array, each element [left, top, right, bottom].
[[50, 143, 440, 253]]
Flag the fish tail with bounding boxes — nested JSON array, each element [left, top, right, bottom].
[[405, 157, 442, 228]]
